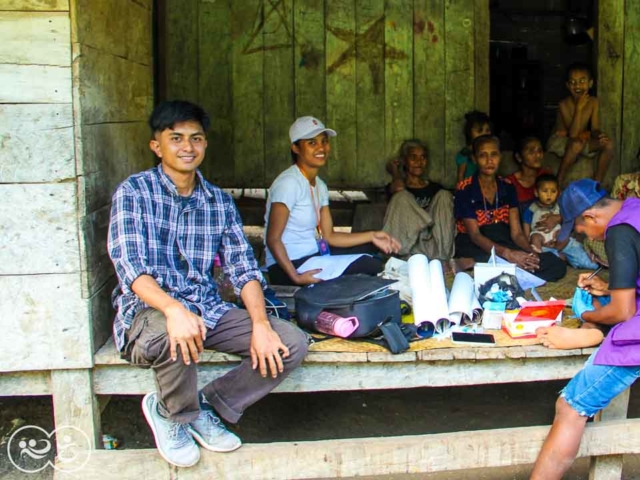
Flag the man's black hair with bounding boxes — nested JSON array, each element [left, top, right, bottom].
[[463, 110, 492, 145], [148, 100, 210, 135], [535, 173, 559, 190], [566, 62, 593, 81]]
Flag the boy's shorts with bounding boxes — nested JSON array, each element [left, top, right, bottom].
[[561, 351, 640, 417], [547, 135, 597, 159]]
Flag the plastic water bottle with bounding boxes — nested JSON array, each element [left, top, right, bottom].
[[213, 254, 236, 303]]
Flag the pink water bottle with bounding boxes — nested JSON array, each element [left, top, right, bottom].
[[315, 311, 359, 338]]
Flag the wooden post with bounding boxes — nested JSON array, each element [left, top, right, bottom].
[[588, 388, 630, 480], [51, 369, 101, 452]]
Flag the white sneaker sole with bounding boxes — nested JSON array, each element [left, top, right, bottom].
[[187, 425, 242, 453], [142, 392, 200, 468]]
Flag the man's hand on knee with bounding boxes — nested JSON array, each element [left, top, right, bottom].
[[250, 321, 290, 379], [165, 303, 206, 365]]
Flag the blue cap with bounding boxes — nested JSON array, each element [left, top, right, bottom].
[[557, 179, 607, 241]]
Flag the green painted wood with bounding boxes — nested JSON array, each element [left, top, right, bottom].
[[597, 0, 624, 184], [621, 0, 640, 175], [162, 0, 199, 103], [263, 0, 295, 184], [231, 0, 265, 186], [294, 0, 326, 121], [325, 0, 357, 185], [384, 0, 413, 169], [414, 0, 446, 185], [444, 0, 474, 189], [474, 0, 490, 114], [355, 0, 385, 186], [199, 0, 234, 186]]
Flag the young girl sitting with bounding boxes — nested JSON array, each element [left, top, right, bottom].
[[456, 111, 492, 183]]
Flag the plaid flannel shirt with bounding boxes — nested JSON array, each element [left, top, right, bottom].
[[108, 165, 266, 351]]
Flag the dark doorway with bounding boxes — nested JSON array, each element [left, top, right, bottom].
[[489, 0, 595, 151]]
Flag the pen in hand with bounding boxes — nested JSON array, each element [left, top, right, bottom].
[[585, 265, 604, 282]]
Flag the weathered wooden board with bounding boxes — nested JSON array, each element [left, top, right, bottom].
[[231, 0, 264, 185], [597, 0, 624, 184], [56, 420, 640, 479], [621, 1, 640, 176], [0, 12, 70, 65], [0, 104, 74, 182], [355, 0, 385, 186], [444, 0, 475, 189], [79, 204, 113, 298], [198, 0, 234, 186], [414, 0, 446, 184], [89, 275, 117, 354], [0, 183, 79, 275], [263, 0, 295, 185], [0, 273, 91, 372], [0, 0, 68, 10], [325, 0, 357, 185], [70, 0, 126, 58], [124, 0, 152, 66], [293, 0, 326, 121], [77, 121, 152, 213], [93, 354, 590, 395], [160, 0, 198, 102], [0, 64, 71, 103], [73, 45, 152, 124], [384, 0, 414, 161], [0, 371, 51, 395], [51, 369, 100, 451], [474, 0, 490, 113]]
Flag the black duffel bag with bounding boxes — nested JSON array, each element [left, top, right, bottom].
[[294, 274, 402, 338]]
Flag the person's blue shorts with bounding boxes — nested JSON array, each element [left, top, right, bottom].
[[561, 351, 640, 417]]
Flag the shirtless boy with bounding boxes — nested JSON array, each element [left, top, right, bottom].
[[547, 63, 614, 186]]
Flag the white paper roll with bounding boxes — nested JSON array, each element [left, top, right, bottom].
[[408, 255, 451, 333]]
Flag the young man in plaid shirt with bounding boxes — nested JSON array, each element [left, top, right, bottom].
[[107, 100, 308, 468]]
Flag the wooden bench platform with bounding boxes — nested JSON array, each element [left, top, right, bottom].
[[29, 340, 631, 478]]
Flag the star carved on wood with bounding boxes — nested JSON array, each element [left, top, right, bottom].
[[326, 15, 408, 94], [243, 0, 293, 55]]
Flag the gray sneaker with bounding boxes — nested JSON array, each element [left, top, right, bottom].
[[142, 392, 200, 467], [187, 394, 242, 453]]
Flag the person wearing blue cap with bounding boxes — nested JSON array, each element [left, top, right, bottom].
[[531, 179, 640, 479]]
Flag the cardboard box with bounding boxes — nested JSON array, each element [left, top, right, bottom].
[[502, 300, 566, 339], [473, 262, 517, 297]]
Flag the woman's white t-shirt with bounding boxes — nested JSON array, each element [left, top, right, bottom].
[[264, 164, 330, 267]]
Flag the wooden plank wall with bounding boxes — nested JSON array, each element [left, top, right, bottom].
[[0, 0, 95, 372], [70, 0, 154, 352], [160, 0, 490, 189]]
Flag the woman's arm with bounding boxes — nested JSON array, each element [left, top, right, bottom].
[[319, 207, 400, 253], [266, 203, 321, 285], [582, 288, 636, 325], [509, 207, 535, 253], [386, 158, 405, 194]]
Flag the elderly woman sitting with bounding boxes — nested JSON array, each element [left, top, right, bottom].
[[382, 139, 456, 262]]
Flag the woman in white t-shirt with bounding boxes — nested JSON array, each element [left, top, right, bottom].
[[264, 116, 401, 286]]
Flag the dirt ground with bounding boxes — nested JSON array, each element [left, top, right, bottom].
[[2, 382, 640, 479]]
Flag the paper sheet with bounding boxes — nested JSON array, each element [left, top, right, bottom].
[[408, 255, 451, 333], [488, 249, 546, 290], [448, 272, 483, 325], [297, 254, 367, 281]]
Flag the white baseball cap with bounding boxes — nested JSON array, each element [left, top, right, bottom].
[[289, 116, 337, 143]]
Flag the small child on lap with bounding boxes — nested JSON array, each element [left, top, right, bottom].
[[523, 174, 598, 269]]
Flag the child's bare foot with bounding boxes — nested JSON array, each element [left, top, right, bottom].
[[536, 325, 604, 350]]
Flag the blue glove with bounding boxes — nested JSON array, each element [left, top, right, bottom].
[[572, 287, 595, 321], [597, 295, 612, 307]]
